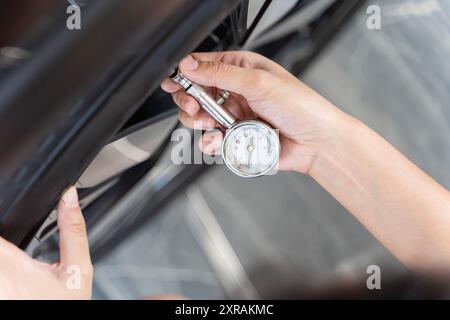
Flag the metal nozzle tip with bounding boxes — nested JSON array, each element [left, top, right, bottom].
[[169, 68, 179, 79]]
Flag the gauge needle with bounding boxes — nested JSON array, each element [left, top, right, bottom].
[[247, 137, 255, 167]]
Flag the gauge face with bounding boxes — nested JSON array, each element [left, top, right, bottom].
[[222, 121, 280, 178]]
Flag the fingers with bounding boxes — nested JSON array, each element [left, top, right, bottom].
[[160, 78, 181, 93], [161, 51, 287, 94], [172, 91, 200, 116], [190, 51, 291, 77], [199, 130, 223, 155], [179, 55, 268, 98], [179, 110, 216, 130], [57, 187, 92, 273]]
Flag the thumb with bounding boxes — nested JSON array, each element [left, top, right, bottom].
[[179, 55, 268, 99], [57, 187, 92, 272]]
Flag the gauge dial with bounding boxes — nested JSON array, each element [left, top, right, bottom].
[[222, 121, 280, 178]]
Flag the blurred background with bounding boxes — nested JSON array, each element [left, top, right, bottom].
[[91, 0, 450, 299]]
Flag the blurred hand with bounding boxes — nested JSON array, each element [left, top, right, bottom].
[[0, 187, 93, 299], [161, 51, 343, 173]]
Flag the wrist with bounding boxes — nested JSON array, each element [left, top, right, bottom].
[[306, 107, 359, 176]]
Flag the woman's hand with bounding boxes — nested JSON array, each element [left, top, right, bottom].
[[162, 51, 450, 272], [161, 51, 345, 174], [0, 187, 93, 299]]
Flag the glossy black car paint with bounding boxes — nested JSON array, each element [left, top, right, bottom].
[[0, 0, 241, 247]]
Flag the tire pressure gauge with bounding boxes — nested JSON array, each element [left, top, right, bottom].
[[170, 69, 280, 178]]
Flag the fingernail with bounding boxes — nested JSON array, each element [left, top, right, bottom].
[[180, 55, 198, 71], [62, 186, 79, 209]]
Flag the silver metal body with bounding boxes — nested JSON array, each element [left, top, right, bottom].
[[170, 70, 280, 178], [188, 84, 237, 128], [171, 70, 237, 128]]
